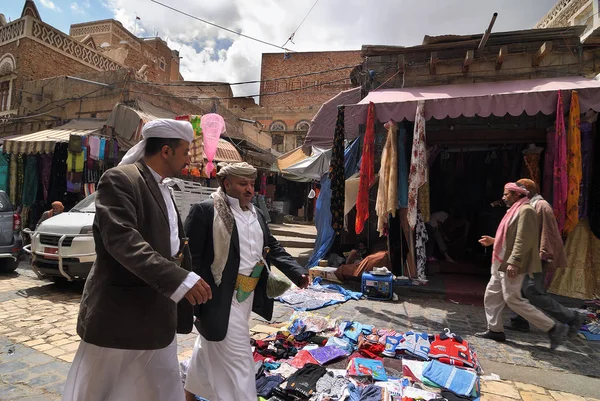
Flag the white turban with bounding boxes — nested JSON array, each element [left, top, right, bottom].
[[119, 119, 195, 166], [216, 162, 257, 179]]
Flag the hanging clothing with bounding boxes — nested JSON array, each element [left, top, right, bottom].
[[397, 124, 409, 208], [565, 90, 581, 235], [355, 102, 376, 235], [543, 128, 555, 202], [330, 106, 346, 235], [579, 122, 593, 219], [39, 154, 52, 201], [15, 154, 24, 207], [589, 119, 600, 238], [99, 138, 107, 161], [375, 121, 398, 236], [0, 153, 8, 192], [415, 212, 429, 281], [89, 136, 101, 160], [407, 100, 427, 229], [9, 154, 16, 204], [553, 90, 568, 235], [22, 156, 38, 207], [523, 152, 541, 187], [417, 173, 431, 223], [549, 219, 600, 300], [48, 143, 68, 203]]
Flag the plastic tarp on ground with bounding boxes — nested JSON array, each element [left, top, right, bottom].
[[306, 139, 362, 268], [282, 147, 331, 181]]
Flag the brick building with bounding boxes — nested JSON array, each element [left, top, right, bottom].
[[536, 0, 600, 43], [235, 50, 362, 153], [0, 0, 183, 138]]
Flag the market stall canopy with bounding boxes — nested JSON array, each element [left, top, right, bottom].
[[344, 76, 600, 139], [3, 119, 104, 155], [276, 147, 310, 172], [213, 139, 242, 162], [304, 87, 361, 149], [282, 147, 331, 180]]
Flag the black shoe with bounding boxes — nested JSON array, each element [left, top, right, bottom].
[[548, 324, 568, 350], [568, 313, 586, 336], [475, 330, 506, 342]]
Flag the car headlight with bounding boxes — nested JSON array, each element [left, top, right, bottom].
[[80, 226, 93, 235]]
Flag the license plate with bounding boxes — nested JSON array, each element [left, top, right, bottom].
[[44, 247, 58, 259]]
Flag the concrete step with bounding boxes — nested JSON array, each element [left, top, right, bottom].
[[285, 247, 314, 266], [269, 224, 317, 240], [275, 235, 316, 249]]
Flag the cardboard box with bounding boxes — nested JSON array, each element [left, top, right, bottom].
[[308, 266, 342, 284]]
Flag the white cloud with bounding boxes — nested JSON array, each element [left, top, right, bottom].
[[71, 0, 91, 15], [39, 0, 62, 13], [104, 0, 557, 97]]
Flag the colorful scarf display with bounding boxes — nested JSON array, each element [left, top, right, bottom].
[[408, 100, 427, 229], [553, 90, 568, 235], [355, 103, 376, 235], [565, 90, 581, 234]]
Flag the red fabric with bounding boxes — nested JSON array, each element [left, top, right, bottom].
[[355, 102, 376, 234], [553, 90, 568, 233], [428, 335, 477, 369], [289, 350, 319, 369]]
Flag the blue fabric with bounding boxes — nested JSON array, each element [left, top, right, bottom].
[[422, 360, 477, 397], [347, 383, 382, 401], [99, 138, 107, 161], [306, 140, 364, 268], [278, 277, 363, 311], [397, 123, 409, 208]]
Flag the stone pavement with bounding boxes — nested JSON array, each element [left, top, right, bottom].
[[1, 267, 599, 400]]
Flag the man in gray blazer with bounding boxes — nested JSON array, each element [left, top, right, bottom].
[[62, 119, 212, 401]]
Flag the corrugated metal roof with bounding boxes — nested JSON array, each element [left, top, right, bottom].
[[3, 119, 105, 155], [215, 139, 242, 162]]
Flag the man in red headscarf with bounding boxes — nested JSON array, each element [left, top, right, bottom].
[[476, 183, 568, 350]]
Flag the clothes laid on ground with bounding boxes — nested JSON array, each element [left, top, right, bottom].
[[278, 278, 362, 311]]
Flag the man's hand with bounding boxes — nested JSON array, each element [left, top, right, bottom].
[[298, 274, 310, 289], [184, 278, 212, 305], [479, 235, 495, 247], [506, 265, 519, 279]]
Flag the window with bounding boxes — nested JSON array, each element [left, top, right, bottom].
[[270, 121, 287, 132], [296, 135, 304, 148], [295, 120, 310, 131], [159, 57, 166, 71], [0, 81, 10, 112], [272, 133, 284, 153]]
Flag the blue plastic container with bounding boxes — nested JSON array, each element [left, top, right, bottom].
[[361, 272, 394, 300]]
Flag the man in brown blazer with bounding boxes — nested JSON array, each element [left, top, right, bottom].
[[62, 119, 212, 401], [476, 183, 568, 350]]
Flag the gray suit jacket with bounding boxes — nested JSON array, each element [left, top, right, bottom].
[[77, 161, 194, 350]]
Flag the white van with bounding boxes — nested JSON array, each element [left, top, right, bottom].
[[24, 178, 215, 281]]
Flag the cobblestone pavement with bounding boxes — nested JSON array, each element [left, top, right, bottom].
[[1, 266, 599, 400]]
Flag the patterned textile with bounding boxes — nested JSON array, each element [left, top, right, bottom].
[[355, 102, 376, 235], [408, 100, 427, 229], [39, 154, 52, 201], [579, 122, 593, 219], [21, 156, 38, 207], [549, 219, 600, 300], [397, 124, 409, 208], [524, 153, 541, 187], [9, 154, 16, 204], [189, 137, 204, 168], [210, 187, 235, 286], [375, 120, 398, 236], [15, 154, 24, 207], [553, 90, 568, 235], [415, 212, 429, 281], [542, 128, 555, 202], [565, 90, 581, 235], [330, 106, 346, 235], [417, 174, 431, 223]]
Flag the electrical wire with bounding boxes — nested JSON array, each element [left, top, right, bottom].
[[149, 0, 294, 52], [282, 0, 320, 48], [131, 64, 358, 87], [128, 76, 352, 100]]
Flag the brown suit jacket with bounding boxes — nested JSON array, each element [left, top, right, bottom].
[[77, 161, 193, 350], [499, 204, 542, 275]]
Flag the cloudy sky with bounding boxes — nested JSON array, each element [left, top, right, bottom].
[[5, 0, 557, 96]]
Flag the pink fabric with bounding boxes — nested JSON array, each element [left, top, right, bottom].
[[200, 114, 226, 176], [492, 195, 530, 269], [344, 77, 600, 140], [408, 100, 427, 229], [553, 91, 568, 234], [505, 182, 529, 197]]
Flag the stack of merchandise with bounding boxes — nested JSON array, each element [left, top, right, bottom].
[[577, 301, 600, 341], [248, 312, 482, 401]]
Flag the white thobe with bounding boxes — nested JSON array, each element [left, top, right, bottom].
[[185, 196, 264, 401], [62, 167, 201, 401]]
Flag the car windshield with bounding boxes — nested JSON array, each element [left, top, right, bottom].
[[71, 193, 97, 213]]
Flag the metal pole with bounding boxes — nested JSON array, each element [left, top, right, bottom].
[[65, 76, 112, 87], [477, 12, 498, 56]]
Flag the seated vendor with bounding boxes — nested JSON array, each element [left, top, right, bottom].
[[426, 211, 455, 263], [346, 241, 367, 264], [335, 239, 389, 282]]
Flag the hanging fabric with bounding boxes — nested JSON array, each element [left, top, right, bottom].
[[408, 100, 427, 229], [579, 122, 593, 219], [542, 128, 555, 202], [375, 120, 398, 236], [15, 154, 24, 207], [0, 153, 8, 192], [21, 156, 38, 207], [329, 105, 346, 235], [355, 102, 376, 235], [397, 124, 409, 209], [565, 90, 581, 235], [552, 90, 568, 234], [39, 154, 52, 201], [9, 154, 16, 204], [418, 170, 431, 223], [588, 118, 600, 239], [415, 212, 429, 282]]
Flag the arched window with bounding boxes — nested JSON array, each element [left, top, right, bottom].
[[0, 54, 16, 113], [295, 120, 310, 131], [269, 121, 287, 131]]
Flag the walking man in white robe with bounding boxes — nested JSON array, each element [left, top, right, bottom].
[[183, 162, 309, 401], [62, 119, 212, 401]]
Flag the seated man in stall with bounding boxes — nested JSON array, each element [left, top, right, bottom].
[[334, 239, 389, 282]]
